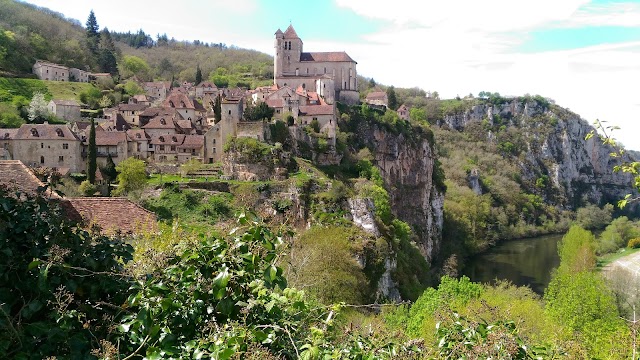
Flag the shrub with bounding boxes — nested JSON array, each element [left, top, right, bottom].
[[628, 238, 640, 248], [79, 179, 97, 196]]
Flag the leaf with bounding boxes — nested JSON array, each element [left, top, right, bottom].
[[264, 265, 277, 283], [28, 260, 42, 270], [118, 323, 131, 333], [213, 267, 230, 290]]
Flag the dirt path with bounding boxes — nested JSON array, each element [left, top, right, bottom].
[[604, 251, 640, 278]]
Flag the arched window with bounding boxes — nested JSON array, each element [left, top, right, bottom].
[[160, 118, 166, 125], [55, 128, 64, 137], [159, 136, 165, 142]]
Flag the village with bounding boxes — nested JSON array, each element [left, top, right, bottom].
[[1, 25, 405, 177]]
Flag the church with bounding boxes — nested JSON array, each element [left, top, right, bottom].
[[273, 25, 359, 105]]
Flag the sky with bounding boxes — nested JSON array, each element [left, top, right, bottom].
[[21, 0, 640, 150]]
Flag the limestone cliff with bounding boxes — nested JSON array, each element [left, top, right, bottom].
[[439, 99, 638, 211], [354, 122, 445, 263]]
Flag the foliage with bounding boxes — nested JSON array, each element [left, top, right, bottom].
[[285, 226, 370, 304], [596, 216, 639, 254], [575, 203, 613, 230], [143, 185, 233, 224], [224, 137, 273, 164], [628, 237, 640, 248], [27, 91, 49, 122], [386, 86, 397, 110], [78, 179, 97, 196], [557, 225, 597, 274], [114, 157, 147, 195], [102, 153, 118, 184], [123, 80, 144, 95], [0, 188, 134, 358], [119, 55, 152, 81], [244, 100, 274, 121], [87, 119, 96, 183]]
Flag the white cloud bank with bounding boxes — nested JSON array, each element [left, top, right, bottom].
[[331, 0, 640, 150]]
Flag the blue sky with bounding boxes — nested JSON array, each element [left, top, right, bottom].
[[21, 0, 640, 149]]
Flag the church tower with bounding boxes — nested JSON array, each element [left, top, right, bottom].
[[274, 28, 284, 82], [277, 25, 303, 76]]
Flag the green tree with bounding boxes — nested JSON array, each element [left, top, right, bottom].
[[120, 55, 151, 81], [557, 225, 596, 274], [597, 216, 639, 254], [98, 28, 118, 74], [243, 101, 274, 121], [85, 10, 100, 56], [87, 119, 97, 184], [387, 85, 398, 110], [214, 93, 222, 123], [409, 107, 427, 123], [79, 179, 97, 196], [195, 64, 202, 85], [575, 204, 613, 230], [114, 157, 147, 195], [102, 153, 118, 184]]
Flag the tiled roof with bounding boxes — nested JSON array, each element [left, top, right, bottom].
[[94, 131, 128, 146], [118, 103, 148, 112], [126, 129, 150, 141], [176, 120, 193, 130], [265, 99, 285, 108], [0, 160, 55, 197], [366, 91, 388, 101], [1, 128, 18, 139], [164, 93, 195, 109], [52, 99, 80, 107], [63, 197, 157, 235], [275, 28, 284, 36], [178, 135, 204, 149], [197, 81, 217, 89], [151, 134, 185, 145], [300, 52, 355, 63], [299, 104, 334, 116], [143, 116, 178, 129], [283, 25, 300, 39], [73, 121, 91, 131], [14, 124, 79, 140]]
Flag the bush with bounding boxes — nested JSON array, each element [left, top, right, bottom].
[[78, 179, 97, 196], [628, 238, 640, 248]]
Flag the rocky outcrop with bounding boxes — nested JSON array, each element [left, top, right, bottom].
[[347, 198, 381, 237], [355, 124, 445, 263], [439, 99, 637, 210]]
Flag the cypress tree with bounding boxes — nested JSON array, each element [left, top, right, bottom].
[[98, 28, 118, 75], [387, 86, 398, 110], [195, 64, 202, 85], [214, 94, 222, 123], [87, 119, 97, 184]]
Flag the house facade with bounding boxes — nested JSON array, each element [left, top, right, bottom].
[[12, 124, 84, 172], [48, 100, 81, 121]]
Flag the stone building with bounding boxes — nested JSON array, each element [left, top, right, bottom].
[[48, 99, 81, 121], [33, 60, 69, 81], [11, 123, 83, 172], [397, 104, 410, 120], [273, 25, 358, 104], [69, 68, 89, 83], [92, 131, 130, 166], [203, 97, 244, 163]]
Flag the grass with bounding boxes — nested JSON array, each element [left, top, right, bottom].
[[0, 77, 95, 103], [597, 247, 640, 268]]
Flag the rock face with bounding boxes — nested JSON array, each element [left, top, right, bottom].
[[439, 99, 638, 210], [356, 124, 445, 262], [347, 198, 381, 237]]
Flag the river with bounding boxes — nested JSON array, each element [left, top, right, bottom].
[[462, 233, 563, 294]]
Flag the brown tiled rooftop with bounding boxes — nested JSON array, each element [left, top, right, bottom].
[[299, 104, 334, 116], [300, 52, 355, 63], [63, 197, 157, 235], [0, 160, 59, 198], [14, 124, 79, 140], [94, 131, 128, 146]]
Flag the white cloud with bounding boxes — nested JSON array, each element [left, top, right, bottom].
[[563, 2, 640, 27]]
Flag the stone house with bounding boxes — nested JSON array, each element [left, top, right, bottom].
[[12, 124, 83, 172], [203, 97, 244, 163], [115, 103, 149, 126], [151, 134, 186, 163], [144, 81, 171, 100], [126, 129, 152, 159], [397, 104, 410, 120], [128, 94, 151, 106], [33, 60, 69, 81], [164, 93, 196, 122], [195, 82, 219, 98], [1, 129, 17, 160], [176, 135, 205, 163], [69, 68, 90, 83], [92, 131, 130, 166], [365, 89, 388, 108], [142, 116, 180, 137], [273, 25, 358, 104], [48, 99, 81, 121]]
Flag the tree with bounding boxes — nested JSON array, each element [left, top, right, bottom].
[[214, 94, 222, 123], [114, 157, 147, 195], [101, 153, 118, 184], [87, 119, 97, 184], [85, 10, 100, 56], [557, 225, 597, 274], [387, 86, 398, 110], [243, 101, 274, 122], [576, 204, 613, 230], [409, 108, 427, 123], [195, 64, 202, 85], [98, 28, 118, 74], [27, 92, 49, 123], [120, 55, 151, 81]]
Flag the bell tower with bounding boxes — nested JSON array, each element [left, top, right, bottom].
[[274, 28, 284, 82]]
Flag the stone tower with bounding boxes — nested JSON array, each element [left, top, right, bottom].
[[274, 25, 303, 80]]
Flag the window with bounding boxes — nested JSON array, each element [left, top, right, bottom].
[[40, 143, 44, 148], [62, 143, 68, 149], [213, 147, 216, 153], [171, 146, 176, 151], [324, 67, 326, 73], [306, 68, 309, 74], [40, 156, 44, 164], [212, 139, 216, 144], [160, 145, 165, 151], [228, 110, 231, 115], [58, 156, 64, 162]]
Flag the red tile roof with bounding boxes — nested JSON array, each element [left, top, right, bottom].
[[300, 52, 355, 63], [283, 24, 300, 39], [178, 135, 204, 149], [94, 131, 128, 146], [1, 128, 18, 139], [151, 134, 185, 145], [118, 103, 148, 112], [63, 197, 157, 235], [0, 160, 57, 197], [143, 116, 178, 129], [164, 93, 195, 109], [14, 124, 79, 140], [126, 129, 150, 140], [299, 104, 334, 116], [366, 91, 388, 101]]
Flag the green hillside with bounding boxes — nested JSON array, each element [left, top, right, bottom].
[[0, 77, 94, 103]]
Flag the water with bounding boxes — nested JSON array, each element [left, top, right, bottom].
[[462, 234, 563, 294]]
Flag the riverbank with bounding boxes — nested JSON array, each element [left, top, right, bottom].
[[600, 247, 640, 273]]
